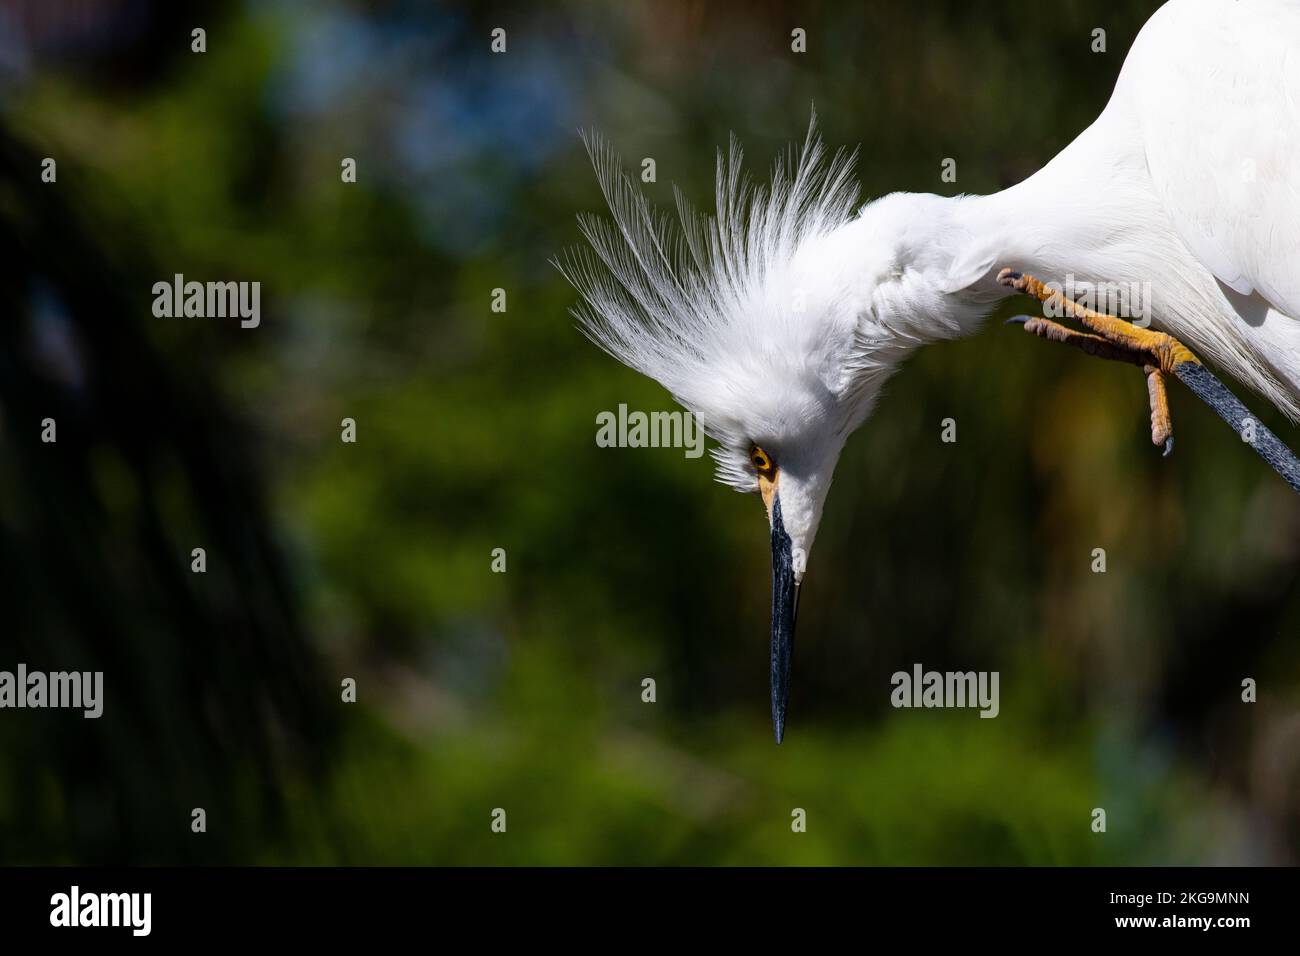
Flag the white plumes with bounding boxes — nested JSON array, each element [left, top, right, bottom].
[[561, 3, 1300, 509], [557, 117, 861, 490]]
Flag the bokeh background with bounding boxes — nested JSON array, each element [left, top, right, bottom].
[[1, 0, 1298, 865]]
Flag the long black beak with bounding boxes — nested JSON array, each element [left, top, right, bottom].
[[770, 494, 799, 744]]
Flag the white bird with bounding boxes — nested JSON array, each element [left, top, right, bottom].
[[560, 0, 1300, 742]]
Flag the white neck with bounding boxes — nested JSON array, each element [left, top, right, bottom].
[[850, 142, 1150, 356], [795, 119, 1163, 422]]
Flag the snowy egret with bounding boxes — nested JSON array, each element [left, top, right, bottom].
[[560, 0, 1300, 742]]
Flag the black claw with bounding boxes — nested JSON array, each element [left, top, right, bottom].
[[1163, 436, 1174, 457]]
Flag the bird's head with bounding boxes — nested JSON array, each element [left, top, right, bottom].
[[559, 119, 948, 742]]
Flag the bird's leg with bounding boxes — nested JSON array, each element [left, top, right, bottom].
[[998, 268, 1199, 372], [1000, 268, 1197, 455], [1007, 313, 1175, 451], [1144, 363, 1173, 452]]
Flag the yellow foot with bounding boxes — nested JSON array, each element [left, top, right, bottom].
[[1000, 269, 1198, 456]]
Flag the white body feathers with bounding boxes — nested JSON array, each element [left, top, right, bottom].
[[563, 0, 1300, 574]]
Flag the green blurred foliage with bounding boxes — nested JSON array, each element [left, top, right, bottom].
[[2, 0, 1297, 864]]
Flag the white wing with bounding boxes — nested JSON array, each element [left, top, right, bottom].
[[1133, 0, 1300, 320]]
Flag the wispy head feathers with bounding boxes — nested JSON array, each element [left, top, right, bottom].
[[557, 116, 861, 489]]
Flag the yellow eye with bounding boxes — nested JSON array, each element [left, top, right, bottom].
[[750, 445, 775, 476]]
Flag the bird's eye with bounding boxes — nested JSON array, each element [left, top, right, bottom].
[[750, 445, 775, 477]]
